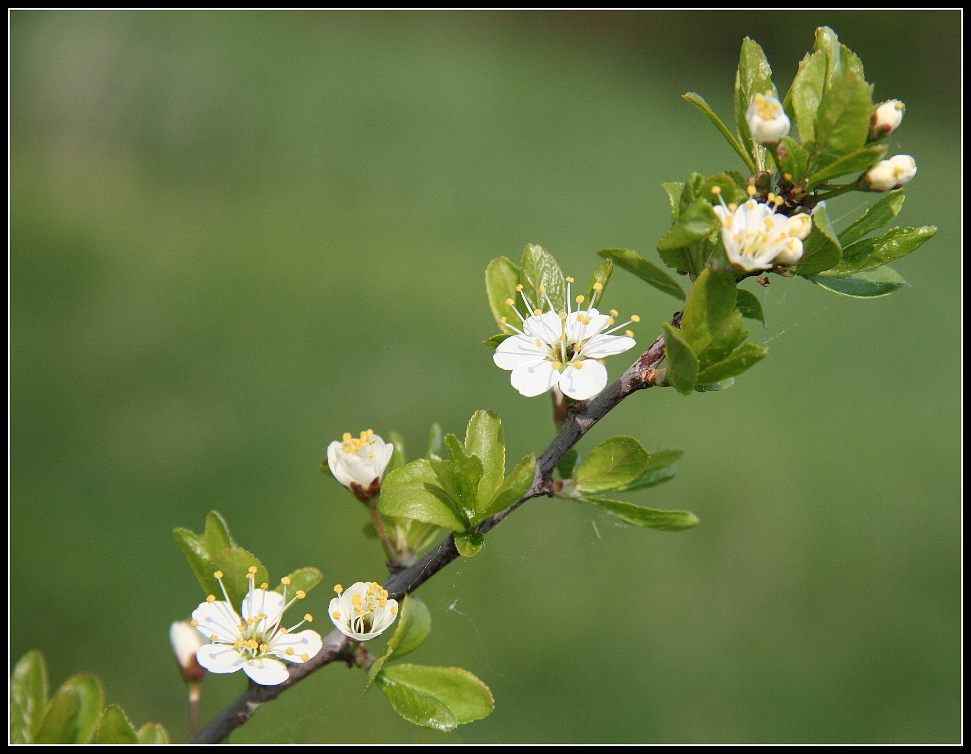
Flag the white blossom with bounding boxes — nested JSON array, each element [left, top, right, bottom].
[[493, 278, 637, 401], [865, 155, 917, 191], [191, 569, 322, 686], [746, 92, 790, 144], [327, 430, 394, 501], [713, 192, 805, 271], [870, 100, 905, 139], [329, 581, 398, 641]]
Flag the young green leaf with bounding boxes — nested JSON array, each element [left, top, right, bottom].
[[203, 510, 235, 554], [695, 342, 767, 385], [377, 664, 494, 731], [273, 567, 323, 598], [656, 201, 719, 258], [795, 204, 842, 276], [95, 705, 138, 744], [696, 310, 749, 373], [211, 548, 268, 607], [809, 266, 909, 298], [776, 136, 809, 184], [427, 423, 444, 459], [597, 248, 684, 301], [556, 447, 578, 480], [682, 92, 754, 172], [136, 723, 170, 744], [430, 434, 484, 523], [465, 410, 505, 509], [10, 650, 49, 744], [820, 226, 937, 277], [680, 268, 738, 354], [455, 532, 484, 558], [783, 50, 825, 144], [582, 496, 700, 531], [173, 510, 238, 600], [584, 257, 613, 306], [613, 449, 684, 492], [838, 190, 905, 246], [735, 288, 765, 324], [812, 70, 872, 161], [662, 323, 699, 396], [366, 595, 434, 692], [482, 332, 513, 349], [379, 460, 469, 533], [387, 431, 407, 473], [520, 244, 566, 314], [695, 378, 736, 392], [34, 674, 103, 744], [574, 436, 650, 494], [478, 453, 536, 522], [485, 256, 523, 328], [661, 182, 685, 220]]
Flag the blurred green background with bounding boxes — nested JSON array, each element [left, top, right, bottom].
[[10, 10, 960, 743]]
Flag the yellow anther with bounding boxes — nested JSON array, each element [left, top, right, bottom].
[[552, 361, 562, 369], [233, 638, 243, 648], [728, 202, 738, 211], [300, 653, 309, 662], [246, 572, 255, 580], [534, 338, 542, 347], [505, 298, 514, 307], [782, 172, 792, 181], [711, 185, 721, 195], [593, 282, 603, 291], [334, 584, 343, 594], [296, 590, 306, 599], [206, 594, 216, 603], [574, 361, 583, 369], [565, 276, 575, 283], [259, 643, 267, 653], [499, 316, 507, 327], [212, 634, 219, 642], [248, 566, 258, 573], [391, 605, 398, 614], [533, 308, 542, 316], [515, 284, 523, 291], [213, 571, 224, 579], [558, 311, 567, 320], [576, 295, 584, 304], [189, 619, 199, 627], [342, 432, 351, 442], [747, 185, 757, 197], [605, 317, 615, 326], [332, 611, 341, 619], [286, 647, 294, 656], [304, 613, 313, 622], [380, 589, 388, 599], [538, 285, 546, 294], [281, 576, 291, 585], [625, 330, 634, 338], [630, 315, 640, 323], [260, 582, 268, 589], [609, 309, 618, 317]]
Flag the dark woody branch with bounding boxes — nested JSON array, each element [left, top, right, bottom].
[[192, 328, 671, 743]]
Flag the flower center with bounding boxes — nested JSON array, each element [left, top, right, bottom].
[[340, 429, 376, 458]]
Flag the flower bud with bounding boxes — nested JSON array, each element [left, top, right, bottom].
[[746, 92, 790, 144], [170, 621, 206, 683], [327, 430, 394, 502], [864, 155, 917, 191], [869, 100, 904, 140], [787, 213, 812, 242]]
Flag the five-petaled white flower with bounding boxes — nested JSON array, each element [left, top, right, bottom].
[[493, 278, 637, 401], [327, 430, 394, 501], [191, 568, 323, 686], [870, 100, 905, 139], [713, 188, 807, 271], [864, 155, 917, 191], [746, 91, 790, 144], [329, 581, 398, 641]]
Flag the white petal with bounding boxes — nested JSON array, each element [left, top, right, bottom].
[[269, 629, 323, 663], [494, 335, 547, 370], [192, 601, 243, 644], [242, 657, 290, 686], [170, 621, 204, 668], [242, 589, 285, 623], [523, 311, 563, 344], [581, 334, 636, 359], [510, 360, 560, 397], [557, 360, 608, 400], [340, 452, 380, 487], [196, 644, 246, 675], [327, 442, 354, 487]]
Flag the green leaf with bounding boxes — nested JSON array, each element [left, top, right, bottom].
[[465, 410, 505, 510], [95, 705, 138, 744], [814, 26, 844, 83], [485, 256, 524, 328], [380, 459, 468, 533], [582, 496, 700, 531], [680, 268, 738, 353], [584, 257, 613, 307], [776, 136, 809, 184], [136, 723, 170, 744], [821, 226, 937, 277], [695, 342, 767, 385], [809, 266, 909, 298], [682, 92, 754, 172], [698, 173, 740, 207], [556, 447, 578, 480], [377, 664, 494, 731], [614, 449, 684, 492], [813, 70, 872, 160], [35, 674, 103, 744], [10, 650, 49, 744], [173, 510, 238, 600], [389, 595, 432, 660], [808, 144, 886, 190], [455, 532, 484, 558], [661, 322, 699, 396], [387, 431, 407, 473], [427, 423, 444, 459], [203, 510, 235, 554], [735, 288, 765, 324], [431, 434, 483, 523], [597, 248, 684, 301], [795, 204, 842, 276], [695, 378, 736, 392], [574, 436, 650, 494], [661, 182, 684, 221], [735, 37, 775, 169], [482, 332, 513, 349], [656, 201, 719, 256], [211, 548, 268, 606], [520, 244, 566, 314], [784, 50, 826, 144], [479, 453, 535, 522], [838, 190, 906, 246], [273, 567, 323, 598], [696, 310, 748, 373]]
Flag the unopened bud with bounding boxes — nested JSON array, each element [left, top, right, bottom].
[[746, 92, 790, 144], [869, 100, 904, 140], [864, 155, 917, 191], [170, 621, 206, 683]]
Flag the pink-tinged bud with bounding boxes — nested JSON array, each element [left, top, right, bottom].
[[170, 621, 206, 683], [865, 155, 917, 191], [746, 92, 790, 144], [869, 100, 905, 140]]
